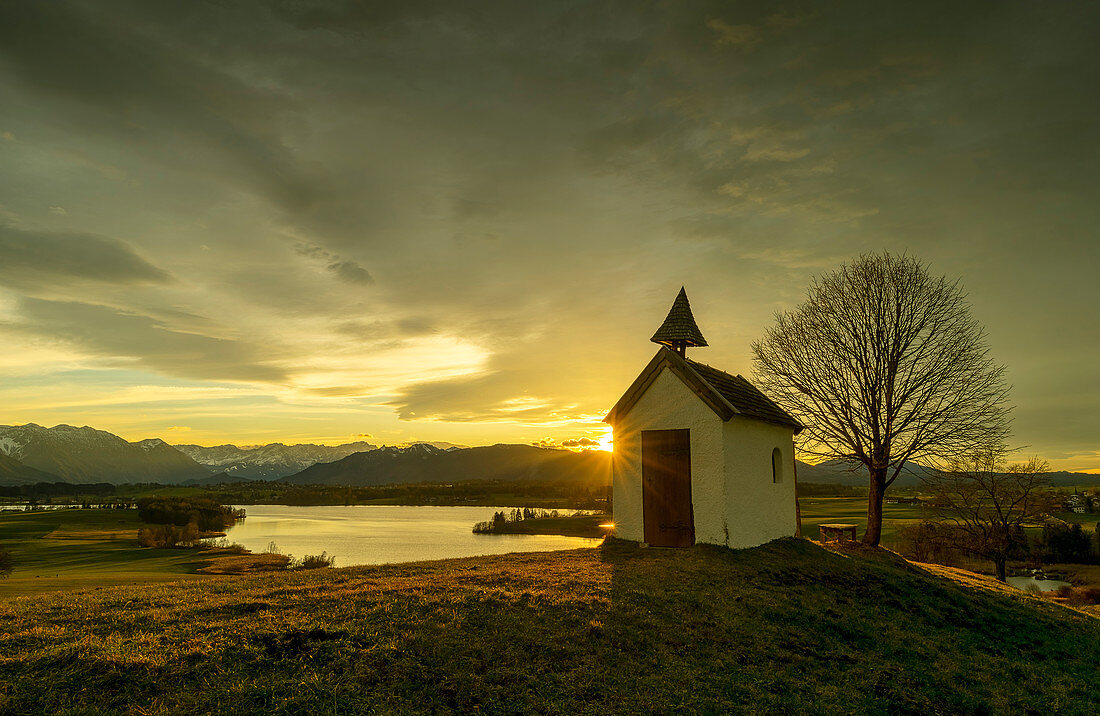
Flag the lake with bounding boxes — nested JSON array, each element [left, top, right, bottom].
[[1006, 576, 1072, 592], [220, 505, 602, 567]]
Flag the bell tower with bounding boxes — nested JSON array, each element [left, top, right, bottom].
[[650, 287, 708, 357]]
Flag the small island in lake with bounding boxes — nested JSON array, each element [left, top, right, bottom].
[[473, 508, 612, 538]]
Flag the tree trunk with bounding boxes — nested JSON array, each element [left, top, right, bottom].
[[864, 467, 887, 546], [994, 556, 1007, 582], [793, 456, 802, 538]]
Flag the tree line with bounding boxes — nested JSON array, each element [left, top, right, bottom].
[[136, 497, 245, 548], [473, 508, 564, 534]]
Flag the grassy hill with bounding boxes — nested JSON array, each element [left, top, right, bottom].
[[2, 539, 1098, 714]]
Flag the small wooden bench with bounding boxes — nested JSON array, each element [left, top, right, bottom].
[[819, 523, 858, 542]]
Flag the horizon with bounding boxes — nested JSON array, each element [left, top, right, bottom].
[[0, 2, 1096, 471], [10, 421, 1100, 474]]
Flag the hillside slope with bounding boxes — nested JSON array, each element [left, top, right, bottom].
[[282, 443, 611, 487], [795, 459, 934, 486], [796, 459, 1100, 488], [1, 539, 1097, 714], [0, 452, 64, 485], [0, 424, 210, 484]]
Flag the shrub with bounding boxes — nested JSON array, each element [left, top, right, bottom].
[[137, 523, 200, 548], [0, 545, 12, 578], [293, 552, 336, 570], [205, 537, 250, 554], [896, 521, 958, 565]]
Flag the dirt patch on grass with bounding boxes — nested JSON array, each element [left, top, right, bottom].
[[194, 551, 290, 574], [909, 561, 1022, 595], [816, 538, 918, 570], [43, 527, 140, 540]]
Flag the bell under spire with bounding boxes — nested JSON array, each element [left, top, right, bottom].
[[650, 287, 708, 357]]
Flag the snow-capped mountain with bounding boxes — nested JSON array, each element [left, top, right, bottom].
[[173, 440, 377, 480], [0, 424, 211, 484]]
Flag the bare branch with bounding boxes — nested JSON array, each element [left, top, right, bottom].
[[752, 252, 1013, 545]]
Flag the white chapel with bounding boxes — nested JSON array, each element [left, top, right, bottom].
[[604, 288, 802, 549]]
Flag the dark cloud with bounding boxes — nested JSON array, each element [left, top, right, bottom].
[[0, 224, 170, 287], [327, 260, 374, 285], [561, 437, 599, 448], [294, 243, 374, 285], [0, 1, 322, 214], [12, 298, 288, 383], [0, 0, 1094, 461]]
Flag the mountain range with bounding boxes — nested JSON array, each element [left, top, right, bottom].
[[280, 443, 611, 487], [0, 424, 610, 487], [1, 423, 1095, 490], [174, 441, 378, 480], [794, 459, 937, 487], [0, 424, 210, 485]]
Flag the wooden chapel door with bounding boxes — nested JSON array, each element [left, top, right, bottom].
[[641, 429, 694, 547]]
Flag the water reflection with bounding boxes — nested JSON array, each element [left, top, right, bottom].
[[221, 505, 601, 567], [1006, 576, 1071, 592]]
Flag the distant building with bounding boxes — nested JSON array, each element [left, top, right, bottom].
[[604, 288, 802, 549], [1064, 493, 1089, 514]]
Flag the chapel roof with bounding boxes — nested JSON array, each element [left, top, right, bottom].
[[650, 287, 708, 349], [604, 348, 802, 432], [683, 358, 802, 431]]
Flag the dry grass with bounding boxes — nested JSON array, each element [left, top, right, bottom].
[[2, 538, 1100, 714], [194, 551, 291, 575], [43, 526, 141, 540]]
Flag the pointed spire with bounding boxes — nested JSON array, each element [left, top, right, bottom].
[[650, 287, 708, 356]]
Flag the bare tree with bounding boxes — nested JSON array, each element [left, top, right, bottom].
[[752, 253, 1012, 545], [921, 449, 1050, 581]]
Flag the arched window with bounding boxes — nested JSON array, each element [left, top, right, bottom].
[[772, 447, 783, 483]]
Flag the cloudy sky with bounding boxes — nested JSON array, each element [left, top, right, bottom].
[[0, 1, 1096, 468]]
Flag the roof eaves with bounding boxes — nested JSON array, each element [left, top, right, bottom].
[[603, 350, 670, 425], [670, 355, 738, 421], [604, 348, 736, 424]]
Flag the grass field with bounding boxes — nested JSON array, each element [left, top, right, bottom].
[[0, 509, 287, 597], [2, 539, 1099, 714], [0, 509, 209, 597], [798, 497, 924, 548]]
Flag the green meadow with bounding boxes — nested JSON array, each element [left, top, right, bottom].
[[798, 497, 924, 548], [0, 509, 208, 597]]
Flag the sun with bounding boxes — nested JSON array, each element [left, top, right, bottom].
[[597, 428, 613, 452]]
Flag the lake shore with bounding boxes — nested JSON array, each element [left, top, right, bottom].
[[0, 506, 603, 596]]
